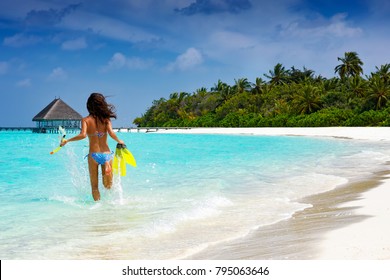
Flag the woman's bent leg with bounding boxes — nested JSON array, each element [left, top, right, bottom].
[[102, 160, 113, 189]]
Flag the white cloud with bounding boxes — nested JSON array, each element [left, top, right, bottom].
[[126, 57, 154, 69], [47, 67, 67, 81], [167, 48, 204, 71], [106, 52, 126, 70], [3, 33, 42, 47], [61, 11, 160, 44], [203, 30, 257, 60], [101, 52, 153, 72], [61, 37, 87, 50], [280, 13, 362, 39], [0, 61, 8, 74], [327, 14, 363, 37], [16, 78, 32, 87]]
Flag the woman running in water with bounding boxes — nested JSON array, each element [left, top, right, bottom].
[[61, 93, 124, 201]]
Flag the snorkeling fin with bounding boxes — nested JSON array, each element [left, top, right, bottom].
[[50, 126, 66, 155], [112, 152, 119, 175], [120, 155, 126, 176], [122, 147, 137, 167], [113, 143, 136, 176], [50, 146, 62, 154]]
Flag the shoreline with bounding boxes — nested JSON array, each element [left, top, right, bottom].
[[151, 127, 390, 260], [147, 126, 390, 141], [188, 170, 390, 259]]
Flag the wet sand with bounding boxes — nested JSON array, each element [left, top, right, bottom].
[[188, 171, 389, 259]]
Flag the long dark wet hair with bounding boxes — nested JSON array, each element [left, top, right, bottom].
[[86, 93, 117, 124]]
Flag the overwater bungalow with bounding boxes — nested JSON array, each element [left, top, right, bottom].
[[32, 98, 82, 133]]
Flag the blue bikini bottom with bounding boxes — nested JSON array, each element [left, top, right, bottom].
[[90, 152, 114, 165]]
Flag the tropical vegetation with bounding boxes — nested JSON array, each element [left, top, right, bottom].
[[134, 52, 390, 127]]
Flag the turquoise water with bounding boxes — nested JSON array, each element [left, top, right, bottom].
[[1, 131, 390, 259]]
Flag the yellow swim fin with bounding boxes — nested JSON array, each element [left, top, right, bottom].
[[50, 126, 66, 154], [122, 147, 137, 167], [120, 155, 126, 176], [112, 151, 119, 175], [113, 143, 136, 176]]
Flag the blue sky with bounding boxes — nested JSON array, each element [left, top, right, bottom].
[[0, 0, 389, 127]]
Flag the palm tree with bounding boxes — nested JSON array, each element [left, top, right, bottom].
[[372, 64, 390, 84], [211, 81, 232, 104], [348, 76, 367, 98], [334, 51, 364, 80], [178, 91, 189, 100], [264, 63, 290, 86], [233, 78, 252, 94], [273, 99, 291, 115], [211, 79, 231, 104], [368, 75, 390, 110], [194, 87, 208, 97], [321, 77, 341, 91], [169, 92, 179, 100], [293, 84, 322, 114], [152, 97, 166, 107], [251, 77, 267, 94], [211, 79, 227, 92], [289, 66, 315, 83]]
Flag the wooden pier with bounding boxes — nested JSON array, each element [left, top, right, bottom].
[[1, 126, 192, 133], [0, 127, 36, 132], [0, 127, 80, 133]]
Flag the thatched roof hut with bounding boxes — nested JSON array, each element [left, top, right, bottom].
[[32, 98, 82, 133]]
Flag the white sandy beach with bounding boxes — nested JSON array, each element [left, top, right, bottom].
[[152, 127, 390, 259], [149, 126, 390, 141]]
